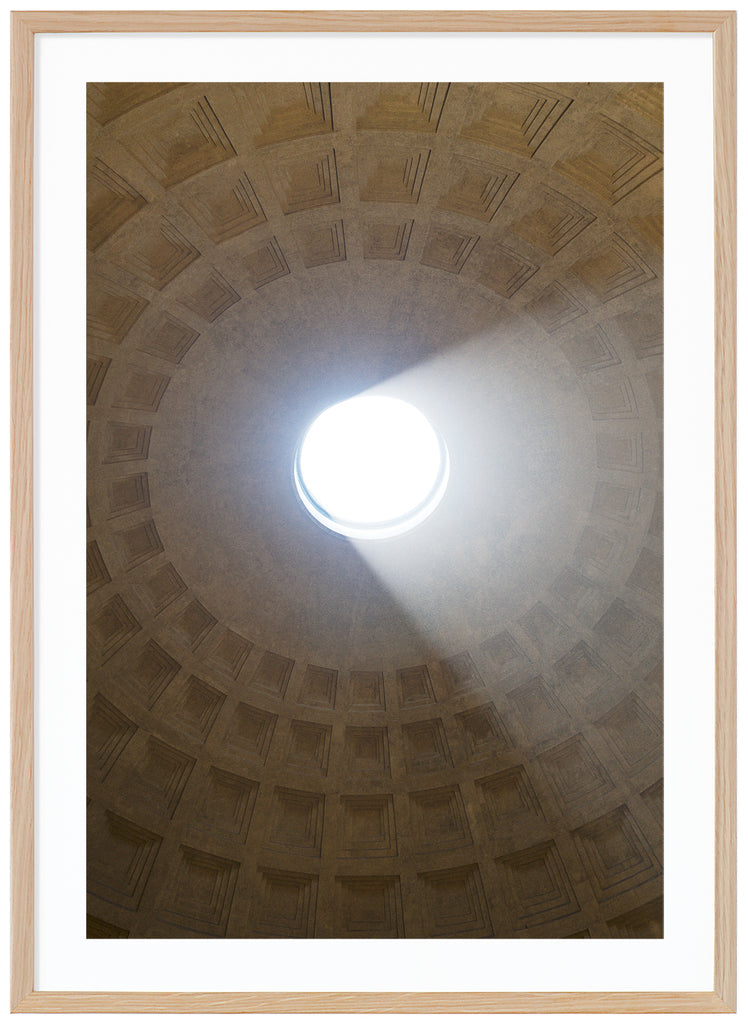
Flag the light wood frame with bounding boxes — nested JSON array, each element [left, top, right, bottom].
[[10, 10, 736, 1013]]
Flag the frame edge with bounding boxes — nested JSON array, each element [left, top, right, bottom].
[[8, 9, 739, 33], [10, 9, 36, 1014], [8, 990, 738, 1013], [712, 8, 738, 1014]]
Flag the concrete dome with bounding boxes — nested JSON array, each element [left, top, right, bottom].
[[87, 82, 663, 939]]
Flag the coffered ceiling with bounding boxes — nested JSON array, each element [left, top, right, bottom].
[[87, 82, 663, 940]]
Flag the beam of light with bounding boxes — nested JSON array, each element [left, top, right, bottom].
[[295, 395, 449, 540], [340, 331, 598, 661]]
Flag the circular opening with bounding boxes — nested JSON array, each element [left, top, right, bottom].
[[294, 396, 449, 539]]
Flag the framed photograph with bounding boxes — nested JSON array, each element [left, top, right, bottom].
[[10, 10, 736, 1013]]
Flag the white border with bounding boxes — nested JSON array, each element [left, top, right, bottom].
[[36, 30, 714, 993]]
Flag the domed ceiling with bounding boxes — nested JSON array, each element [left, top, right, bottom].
[[86, 82, 664, 940]]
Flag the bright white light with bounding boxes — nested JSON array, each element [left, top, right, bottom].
[[295, 396, 449, 539]]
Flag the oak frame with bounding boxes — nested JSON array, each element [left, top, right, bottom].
[[10, 10, 736, 1013]]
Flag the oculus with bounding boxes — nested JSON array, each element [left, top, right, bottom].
[[294, 395, 449, 540]]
